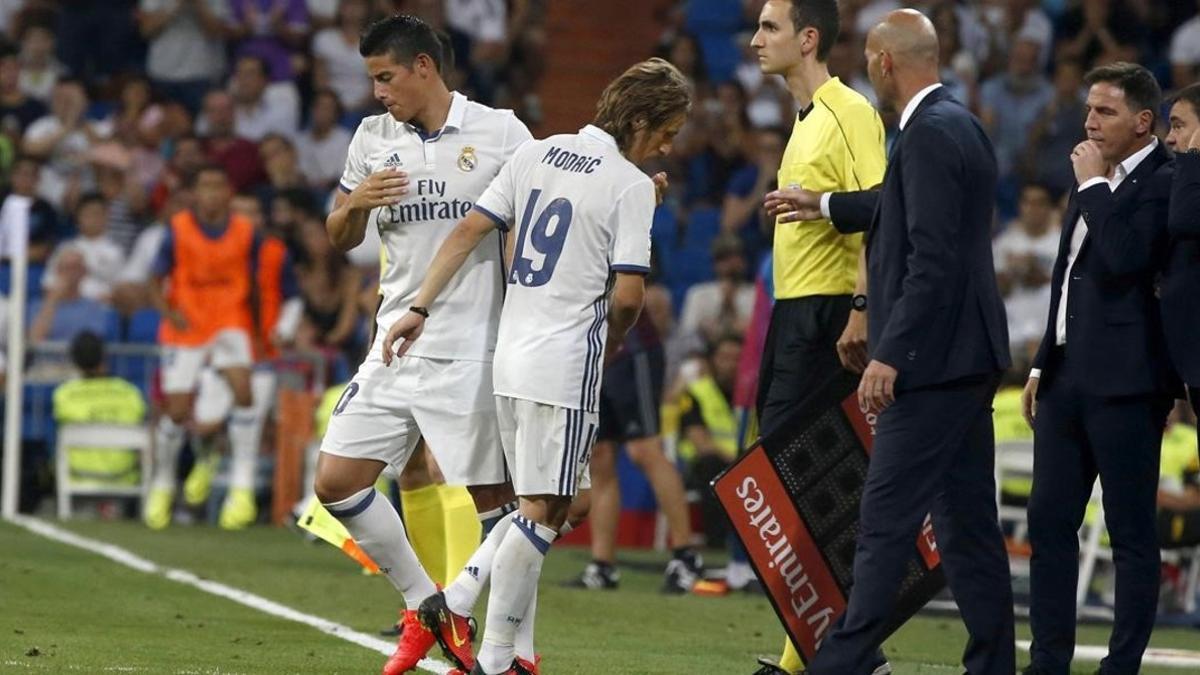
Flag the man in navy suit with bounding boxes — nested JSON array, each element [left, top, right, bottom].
[[1163, 84, 1200, 445], [1020, 62, 1176, 675], [765, 10, 1014, 674]]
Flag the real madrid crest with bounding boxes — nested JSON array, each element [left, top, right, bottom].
[[457, 146, 477, 172]]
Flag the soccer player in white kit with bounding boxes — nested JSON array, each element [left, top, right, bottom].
[[312, 15, 529, 675], [383, 58, 693, 675]]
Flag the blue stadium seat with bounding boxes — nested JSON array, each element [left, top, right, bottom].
[[0, 262, 47, 301]]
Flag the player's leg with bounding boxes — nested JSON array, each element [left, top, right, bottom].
[[185, 368, 232, 508], [414, 359, 516, 671], [213, 329, 259, 529], [399, 442, 449, 585], [474, 398, 594, 675], [568, 439, 620, 589], [313, 354, 440, 674], [476, 493, 570, 675], [148, 344, 205, 529], [624, 435, 702, 592]]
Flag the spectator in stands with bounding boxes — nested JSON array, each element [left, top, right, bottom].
[[444, 0, 510, 104], [305, 0, 337, 30], [41, 192, 125, 301], [255, 132, 309, 207], [23, 78, 111, 208], [721, 126, 784, 260], [311, 0, 373, 113], [138, 0, 235, 114], [993, 183, 1059, 369], [120, 187, 190, 288], [979, 30, 1052, 183], [1022, 57, 1087, 198], [200, 88, 265, 192], [0, 41, 44, 138], [1171, 0, 1200, 88], [294, 216, 360, 364], [928, 0, 976, 108], [676, 332, 742, 548], [227, 0, 309, 82], [228, 54, 299, 142], [1055, 0, 1142, 67], [52, 330, 148, 491], [678, 233, 756, 349], [29, 248, 113, 343], [54, 0, 142, 85], [149, 132, 205, 213], [2, 155, 60, 264], [296, 89, 351, 192], [17, 20, 61, 103], [88, 141, 149, 254]]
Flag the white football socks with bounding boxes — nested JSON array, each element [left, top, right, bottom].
[[322, 486, 437, 610], [476, 515, 556, 674]]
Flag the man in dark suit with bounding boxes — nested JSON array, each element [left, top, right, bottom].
[[1163, 84, 1200, 443], [765, 10, 1014, 674], [1020, 62, 1176, 675]]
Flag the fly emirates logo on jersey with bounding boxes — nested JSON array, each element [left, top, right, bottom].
[[379, 178, 474, 226]]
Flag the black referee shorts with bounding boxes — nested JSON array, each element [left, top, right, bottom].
[[756, 294, 853, 438], [597, 346, 665, 443]]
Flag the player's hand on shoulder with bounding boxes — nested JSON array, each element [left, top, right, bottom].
[[348, 169, 409, 211], [381, 311, 425, 366]]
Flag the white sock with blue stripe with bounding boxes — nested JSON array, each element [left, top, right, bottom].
[[477, 515, 556, 674], [443, 501, 518, 617], [322, 486, 436, 609]]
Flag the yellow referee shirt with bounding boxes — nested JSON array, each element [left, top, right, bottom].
[[774, 77, 886, 299]]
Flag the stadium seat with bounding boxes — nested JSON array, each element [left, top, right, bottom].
[[55, 422, 152, 520], [994, 440, 1034, 544]]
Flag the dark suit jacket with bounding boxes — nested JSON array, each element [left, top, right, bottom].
[[1162, 151, 1200, 385], [826, 86, 1011, 391], [1031, 140, 1178, 397]]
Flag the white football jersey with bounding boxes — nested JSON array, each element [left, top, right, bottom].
[[474, 125, 655, 411], [339, 92, 531, 361]]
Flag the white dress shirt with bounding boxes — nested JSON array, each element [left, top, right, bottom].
[[1029, 137, 1159, 378], [819, 83, 943, 218]]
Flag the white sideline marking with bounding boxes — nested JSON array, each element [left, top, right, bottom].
[[1016, 640, 1200, 669], [6, 516, 452, 675]]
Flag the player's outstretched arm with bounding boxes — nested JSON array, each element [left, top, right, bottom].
[[381, 210, 495, 364], [326, 169, 410, 251]]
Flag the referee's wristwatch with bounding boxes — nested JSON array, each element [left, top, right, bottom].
[[851, 294, 868, 312]]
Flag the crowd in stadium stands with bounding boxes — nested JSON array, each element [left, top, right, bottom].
[[0, 0, 1197, 532]]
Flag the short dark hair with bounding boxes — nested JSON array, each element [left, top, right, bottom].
[[75, 191, 107, 214], [187, 163, 228, 188], [359, 14, 445, 74], [1083, 61, 1162, 124], [1170, 83, 1200, 119], [705, 331, 743, 359], [69, 331, 105, 373], [788, 0, 840, 62], [237, 54, 270, 79]]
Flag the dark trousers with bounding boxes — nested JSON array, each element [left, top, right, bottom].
[[1191, 386, 1199, 454], [1027, 347, 1171, 675], [808, 374, 1015, 675], [756, 295, 851, 438]]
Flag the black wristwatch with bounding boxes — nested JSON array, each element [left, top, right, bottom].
[[851, 294, 868, 312], [409, 305, 430, 318]]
